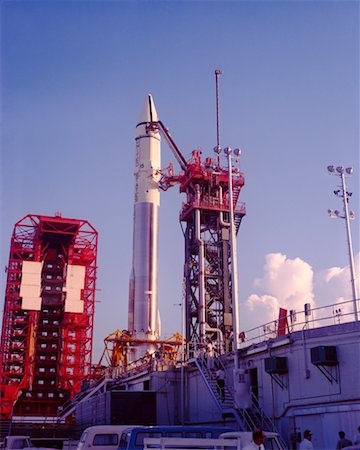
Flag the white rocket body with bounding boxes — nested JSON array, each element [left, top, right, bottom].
[[128, 95, 161, 360]]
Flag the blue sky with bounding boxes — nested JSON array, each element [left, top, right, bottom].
[[1, 0, 359, 361]]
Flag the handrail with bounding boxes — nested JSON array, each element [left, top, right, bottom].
[[213, 356, 284, 439], [57, 376, 110, 421], [194, 357, 246, 430], [239, 298, 358, 348], [194, 358, 223, 413]]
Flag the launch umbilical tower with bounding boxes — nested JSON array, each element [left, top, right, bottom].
[[0, 214, 97, 419], [160, 148, 245, 354]]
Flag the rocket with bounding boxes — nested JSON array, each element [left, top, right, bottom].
[[128, 95, 161, 359]]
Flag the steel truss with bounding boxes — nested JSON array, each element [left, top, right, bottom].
[[161, 150, 245, 354], [0, 214, 97, 418]]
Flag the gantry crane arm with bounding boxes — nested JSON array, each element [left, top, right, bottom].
[[158, 120, 187, 171]]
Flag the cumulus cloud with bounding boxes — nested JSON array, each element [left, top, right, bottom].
[[241, 253, 314, 333], [314, 253, 360, 313], [241, 252, 360, 334]]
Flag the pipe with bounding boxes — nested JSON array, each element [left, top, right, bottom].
[[219, 186, 230, 228], [225, 150, 240, 368], [205, 327, 225, 354], [195, 186, 206, 344]]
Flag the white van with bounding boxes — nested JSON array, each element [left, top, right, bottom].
[[77, 425, 140, 450]]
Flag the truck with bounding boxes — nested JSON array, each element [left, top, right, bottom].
[[77, 425, 141, 450], [119, 426, 235, 450], [1, 436, 57, 450], [143, 431, 287, 450]]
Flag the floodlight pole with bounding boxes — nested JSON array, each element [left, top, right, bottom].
[[339, 171, 359, 321], [328, 166, 358, 321]]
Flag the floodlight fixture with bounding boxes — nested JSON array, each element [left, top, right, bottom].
[[334, 190, 341, 196], [224, 147, 232, 155], [234, 148, 242, 157], [213, 146, 221, 155], [328, 165, 353, 177], [349, 211, 356, 220]]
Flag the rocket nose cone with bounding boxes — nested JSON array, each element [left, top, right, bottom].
[[138, 94, 159, 124]]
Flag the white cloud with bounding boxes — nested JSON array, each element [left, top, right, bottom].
[[251, 252, 314, 308], [241, 252, 314, 332], [323, 266, 345, 283], [315, 252, 360, 311], [240, 252, 360, 334]]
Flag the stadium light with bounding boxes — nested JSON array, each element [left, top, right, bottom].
[[327, 165, 358, 321]]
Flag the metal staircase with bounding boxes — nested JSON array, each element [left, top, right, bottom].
[[57, 376, 111, 422], [195, 355, 286, 447], [194, 357, 246, 430]]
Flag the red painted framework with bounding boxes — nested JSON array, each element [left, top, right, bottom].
[[160, 150, 246, 352], [0, 214, 97, 418]]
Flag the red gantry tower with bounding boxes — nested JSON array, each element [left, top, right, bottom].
[[0, 214, 97, 419], [160, 149, 245, 355], [157, 70, 246, 355], [179, 151, 245, 354]]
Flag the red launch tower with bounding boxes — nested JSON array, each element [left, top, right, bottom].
[[160, 149, 245, 354], [0, 214, 97, 419]]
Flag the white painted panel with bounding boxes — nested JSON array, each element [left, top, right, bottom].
[[21, 273, 42, 285], [20, 261, 43, 305], [65, 288, 82, 302], [22, 297, 42, 310], [22, 261, 42, 275], [20, 285, 41, 298], [65, 265, 85, 289], [64, 299, 84, 313], [64, 264, 85, 313]]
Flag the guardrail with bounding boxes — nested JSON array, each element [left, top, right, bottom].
[[238, 298, 358, 348]]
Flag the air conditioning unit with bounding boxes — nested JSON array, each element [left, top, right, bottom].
[[265, 357, 288, 374], [311, 346, 338, 366]]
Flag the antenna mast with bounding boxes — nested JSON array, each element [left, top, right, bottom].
[[215, 69, 223, 165]]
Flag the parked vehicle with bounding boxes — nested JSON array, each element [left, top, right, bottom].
[[142, 431, 286, 450], [143, 436, 237, 449], [118, 426, 235, 450], [219, 431, 286, 450], [77, 426, 140, 450], [1, 436, 57, 450]]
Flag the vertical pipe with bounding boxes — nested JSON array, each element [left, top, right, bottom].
[[341, 172, 359, 321], [226, 150, 240, 369], [195, 186, 206, 345], [180, 288, 185, 424]]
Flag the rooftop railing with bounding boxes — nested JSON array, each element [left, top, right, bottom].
[[238, 298, 359, 348]]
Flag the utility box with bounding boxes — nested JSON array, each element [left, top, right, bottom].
[[265, 357, 288, 374], [311, 346, 338, 366]]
